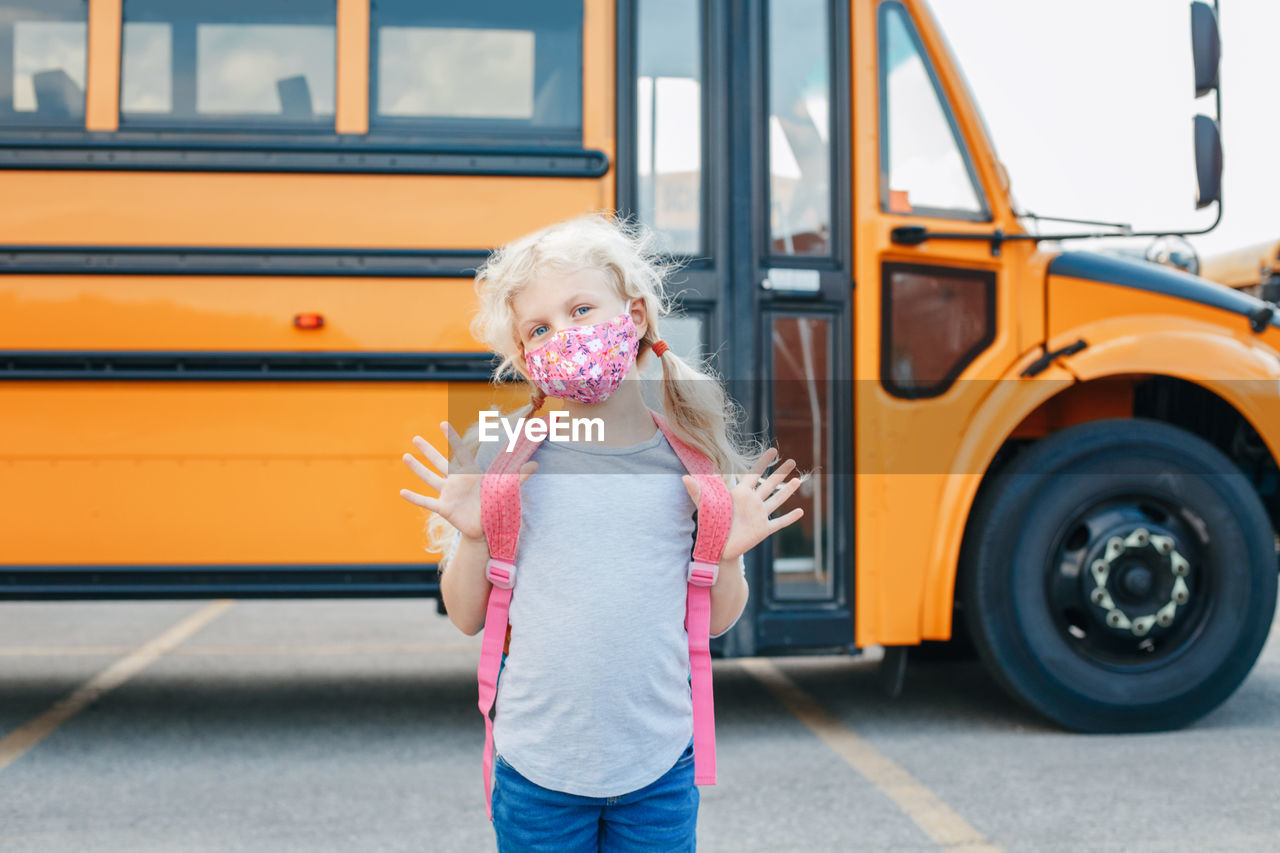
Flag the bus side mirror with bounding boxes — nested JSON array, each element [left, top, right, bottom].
[[1190, 2, 1220, 97], [1193, 114, 1222, 209], [1190, 3, 1221, 211]]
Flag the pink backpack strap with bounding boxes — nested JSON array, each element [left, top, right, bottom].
[[476, 418, 546, 822], [649, 408, 733, 786]]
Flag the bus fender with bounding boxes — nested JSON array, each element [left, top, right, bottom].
[[920, 320, 1280, 641]]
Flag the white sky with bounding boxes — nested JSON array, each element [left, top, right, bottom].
[[929, 0, 1278, 259]]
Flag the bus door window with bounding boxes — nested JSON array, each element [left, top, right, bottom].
[[769, 313, 835, 600], [658, 313, 708, 367], [878, 1, 987, 219], [767, 0, 831, 256], [0, 0, 87, 126], [120, 0, 336, 128], [635, 0, 704, 257], [370, 0, 581, 143], [636, 312, 710, 413], [761, 1, 840, 603]]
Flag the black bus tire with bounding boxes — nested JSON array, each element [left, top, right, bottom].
[[960, 417, 1278, 733]]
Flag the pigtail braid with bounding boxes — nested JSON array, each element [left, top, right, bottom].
[[647, 340, 764, 483]]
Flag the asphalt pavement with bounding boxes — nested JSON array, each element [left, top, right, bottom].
[[1, 597, 1277, 851]]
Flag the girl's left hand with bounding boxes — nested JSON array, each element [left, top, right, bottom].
[[682, 447, 805, 562]]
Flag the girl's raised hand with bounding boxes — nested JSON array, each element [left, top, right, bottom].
[[399, 421, 538, 541], [681, 447, 805, 562]]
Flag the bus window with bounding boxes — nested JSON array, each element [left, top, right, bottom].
[[881, 263, 995, 398], [0, 0, 87, 127], [635, 0, 703, 257], [119, 0, 335, 129], [767, 0, 831, 257], [370, 0, 581, 142], [878, 2, 986, 220], [769, 314, 834, 600]]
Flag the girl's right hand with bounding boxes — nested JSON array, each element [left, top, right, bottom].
[[398, 421, 538, 541]]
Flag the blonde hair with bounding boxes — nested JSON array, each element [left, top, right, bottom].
[[426, 210, 764, 563]]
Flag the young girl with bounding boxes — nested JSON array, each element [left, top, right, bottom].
[[398, 212, 805, 852]]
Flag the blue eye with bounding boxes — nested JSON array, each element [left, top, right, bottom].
[[532, 325, 549, 337], [573, 305, 591, 317]]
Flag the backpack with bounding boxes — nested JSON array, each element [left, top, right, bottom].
[[474, 407, 733, 821]]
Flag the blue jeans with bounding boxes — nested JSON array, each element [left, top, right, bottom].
[[492, 653, 698, 851], [492, 737, 698, 852]]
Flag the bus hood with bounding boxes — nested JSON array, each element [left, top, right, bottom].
[[1048, 250, 1280, 333]]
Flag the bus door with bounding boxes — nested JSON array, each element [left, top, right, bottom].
[[619, 0, 855, 656]]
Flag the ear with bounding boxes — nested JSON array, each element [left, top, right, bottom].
[[628, 296, 649, 339]]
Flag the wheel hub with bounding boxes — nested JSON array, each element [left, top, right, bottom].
[[1087, 526, 1192, 637], [1120, 564, 1153, 596]]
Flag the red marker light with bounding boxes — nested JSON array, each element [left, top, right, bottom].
[[293, 313, 325, 329]]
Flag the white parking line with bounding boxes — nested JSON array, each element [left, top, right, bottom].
[[735, 657, 1003, 853], [0, 599, 234, 773]]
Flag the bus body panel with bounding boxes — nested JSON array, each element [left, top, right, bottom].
[[850, 0, 1039, 647], [0, 172, 609, 250], [0, 380, 530, 565], [0, 275, 482, 351]]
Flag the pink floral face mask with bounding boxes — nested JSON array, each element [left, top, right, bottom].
[[523, 311, 640, 404]]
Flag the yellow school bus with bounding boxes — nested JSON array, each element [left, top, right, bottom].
[[3, 0, 1276, 733]]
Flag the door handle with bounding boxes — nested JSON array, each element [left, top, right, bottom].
[[760, 268, 821, 294]]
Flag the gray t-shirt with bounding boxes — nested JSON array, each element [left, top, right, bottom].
[[455, 424, 743, 797]]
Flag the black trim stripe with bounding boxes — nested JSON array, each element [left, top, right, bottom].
[[0, 350, 500, 382], [0, 135, 609, 177], [1050, 251, 1280, 331], [0, 246, 490, 277], [0, 563, 441, 600]]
